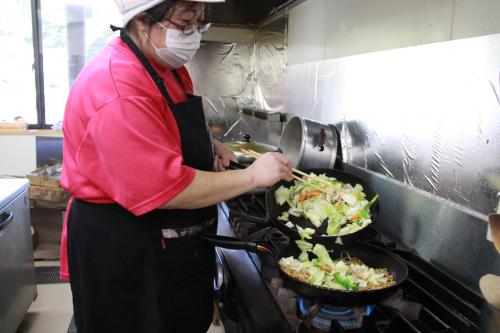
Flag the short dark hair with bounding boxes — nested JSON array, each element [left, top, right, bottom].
[[125, 0, 209, 31]]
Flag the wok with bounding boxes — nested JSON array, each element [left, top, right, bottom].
[[202, 235, 408, 306], [266, 168, 379, 245]]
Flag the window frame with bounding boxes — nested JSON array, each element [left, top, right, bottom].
[[29, 0, 49, 129]]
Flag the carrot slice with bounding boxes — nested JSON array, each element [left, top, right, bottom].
[[319, 264, 333, 272]]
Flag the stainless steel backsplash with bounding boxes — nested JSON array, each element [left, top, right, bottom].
[[284, 33, 500, 217], [187, 21, 500, 288], [283, 33, 500, 288]]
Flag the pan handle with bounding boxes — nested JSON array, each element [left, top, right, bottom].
[[201, 234, 257, 251], [201, 234, 272, 254], [228, 161, 247, 170]]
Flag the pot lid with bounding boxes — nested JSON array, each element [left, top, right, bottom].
[[224, 134, 279, 155]]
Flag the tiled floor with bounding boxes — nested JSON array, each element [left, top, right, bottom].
[[16, 261, 73, 333], [16, 260, 225, 333]]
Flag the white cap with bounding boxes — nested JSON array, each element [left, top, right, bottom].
[[114, 0, 225, 26]]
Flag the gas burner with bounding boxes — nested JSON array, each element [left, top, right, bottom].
[[228, 210, 289, 252], [231, 195, 268, 217], [216, 195, 484, 333], [298, 298, 374, 331]]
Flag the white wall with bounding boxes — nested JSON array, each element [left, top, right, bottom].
[[453, 0, 500, 39], [0, 135, 36, 176], [288, 0, 500, 64], [288, 0, 328, 65]]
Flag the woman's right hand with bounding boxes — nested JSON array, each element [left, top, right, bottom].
[[246, 152, 293, 188]]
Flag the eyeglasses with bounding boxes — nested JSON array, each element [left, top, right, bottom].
[[158, 18, 211, 35]]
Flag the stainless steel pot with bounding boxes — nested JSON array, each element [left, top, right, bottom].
[[278, 116, 338, 169]]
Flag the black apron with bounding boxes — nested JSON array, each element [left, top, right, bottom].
[[67, 27, 217, 333]]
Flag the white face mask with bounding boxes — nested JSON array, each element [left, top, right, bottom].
[[147, 25, 202, 69]]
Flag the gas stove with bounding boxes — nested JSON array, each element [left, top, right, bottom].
[[214, 194, 484, 333]]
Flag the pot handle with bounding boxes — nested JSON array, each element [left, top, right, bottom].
[[228, 161, 247, 170], [315, 128, 326, 152]]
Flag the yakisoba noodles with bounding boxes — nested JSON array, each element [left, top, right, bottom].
[[279, 242, 396, 292]]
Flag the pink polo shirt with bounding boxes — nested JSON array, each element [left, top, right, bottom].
[[59, 37, 197, 279]]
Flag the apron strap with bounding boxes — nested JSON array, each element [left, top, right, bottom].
[[110, 25, 177, 108]]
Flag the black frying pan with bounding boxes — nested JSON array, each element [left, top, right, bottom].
[[202, 235, 407, 306], [266, 168, 379, 245]]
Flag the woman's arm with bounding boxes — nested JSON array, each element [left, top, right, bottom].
[[161, 152, 292, 209]]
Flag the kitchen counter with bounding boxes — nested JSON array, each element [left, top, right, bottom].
[[0, 130, 62, 136]]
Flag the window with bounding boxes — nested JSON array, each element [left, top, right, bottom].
[[0, 0, 121, 127], [40, 0, 121, 125], [0, 0, 37, 124]]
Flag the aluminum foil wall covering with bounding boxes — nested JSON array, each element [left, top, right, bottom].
[[283, 33, 500, 216], [252, 18, 288, 113], [187, 16, 288, 141], [187, 41, 254, 140]]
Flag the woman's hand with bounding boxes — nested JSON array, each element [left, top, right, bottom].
[[213, 139, 237, 172], [247, 152, 293, 187]]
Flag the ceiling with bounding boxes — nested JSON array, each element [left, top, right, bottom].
[[207, 0, 293, 26]]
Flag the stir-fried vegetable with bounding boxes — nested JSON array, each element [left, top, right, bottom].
[[275, 173, 379, 236], [279, 240, 395, 292]]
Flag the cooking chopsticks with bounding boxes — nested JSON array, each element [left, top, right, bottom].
[[292, 175, 328, 194], [240, 148, 330, 193]]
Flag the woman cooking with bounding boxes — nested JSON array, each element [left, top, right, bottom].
[[59, 0, 293, 332]]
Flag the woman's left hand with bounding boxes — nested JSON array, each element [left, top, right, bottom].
[[213, 139, 237, 172]]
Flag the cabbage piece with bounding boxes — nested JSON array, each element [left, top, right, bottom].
[[307, 267, 325, 286], [295, 239, 313, 253], [302, 197, 328, 227], [303, 212, 323, 227], [278, 212, 289, 222], [297, 225, 315, 239], [312, 244, 335, 268], [279, 256, 303, 272], [288, 207, 302, 217], [298, 251, 309, 262], [327, 219, 341, 235], [275, 186, 290, 205], [342, 193, 357, 206]]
